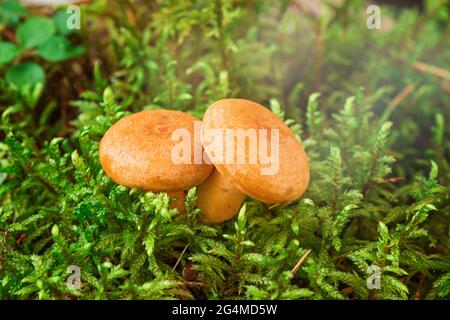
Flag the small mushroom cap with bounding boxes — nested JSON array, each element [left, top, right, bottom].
[[99, 110, 213, 192], [201, 99, 310, 204]]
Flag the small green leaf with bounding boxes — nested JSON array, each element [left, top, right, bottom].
[[0, 172, 7, 185], [17, 17, 55, 49], [301, 198, 315, 207], [1, 275, 8, 287], [0, 42, 19, 66], [53, 10, 73, 35], [0, 0, 27, 25], [37, 35, 85, 62], [429, 160, 438, 181], [51, 224, 59, 237], [6, 62, 45, 90], [237, 203, 247, 232], [270, 98, 284, 119], [103, 87, 115, 105]]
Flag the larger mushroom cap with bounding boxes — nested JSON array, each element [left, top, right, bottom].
[[99, 110, 213, 192], [201, 99, 310, 204]]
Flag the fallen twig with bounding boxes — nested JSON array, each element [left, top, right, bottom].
[[291, 249, 312, 275], [413, 61, 450, 82], [172, 244, 189, 272]]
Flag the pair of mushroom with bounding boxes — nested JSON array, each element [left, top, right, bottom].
[[99, 99, 310, 224]]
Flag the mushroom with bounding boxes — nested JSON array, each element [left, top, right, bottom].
[[196, 99, 310, 224], [99, 110, 213, 212]]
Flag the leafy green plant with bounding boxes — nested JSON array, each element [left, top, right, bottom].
[[0, 0, 85, 96]]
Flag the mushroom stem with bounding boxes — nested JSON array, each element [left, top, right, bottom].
[[196, 169, 246, 224], [168, 191, 186, 213]]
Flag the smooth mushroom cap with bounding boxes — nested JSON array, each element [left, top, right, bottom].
[[99, 110, 213, 192], [201, 99, 310, 204]]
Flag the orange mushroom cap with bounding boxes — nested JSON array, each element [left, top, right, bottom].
[[201, 99, 310, 204], [99, 110, 213, 192]]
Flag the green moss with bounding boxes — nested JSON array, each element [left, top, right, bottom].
[[0, 0, 449, 300]]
